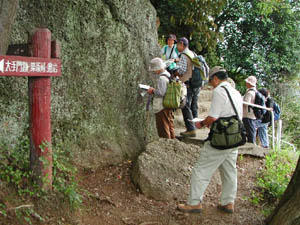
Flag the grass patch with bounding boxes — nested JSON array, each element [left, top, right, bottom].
[[251, 147, 298, 215]]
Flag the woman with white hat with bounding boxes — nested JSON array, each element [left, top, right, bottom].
[[147, 57, 175, 139]]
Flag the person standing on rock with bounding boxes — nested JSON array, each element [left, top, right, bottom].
[[147, 57, 175, 139], [177, 66, 243, 214], [175, 37, 198, 137]]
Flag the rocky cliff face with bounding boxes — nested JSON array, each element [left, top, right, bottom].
[[0, 0, 18, 54], [0, 0, 160, 168]]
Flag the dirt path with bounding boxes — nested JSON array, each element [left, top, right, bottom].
[[77, 155, 266, 225], [76, 88, 266, 224]]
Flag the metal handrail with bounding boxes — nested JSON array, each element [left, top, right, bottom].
[[241, 101, 295, 151]]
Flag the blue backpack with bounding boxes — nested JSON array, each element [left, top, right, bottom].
[[273, 102, 281, 120]]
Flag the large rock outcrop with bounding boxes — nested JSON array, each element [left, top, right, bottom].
[[0, 0, 18, 54], [132, 138, 203, 201], [0, 0, 160, 168], [131, 138, 271, 201]]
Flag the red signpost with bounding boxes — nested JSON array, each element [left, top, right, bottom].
[[0, 28, 61, 190]]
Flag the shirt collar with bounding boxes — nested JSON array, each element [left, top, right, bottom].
[[216, 81, 230, 88]]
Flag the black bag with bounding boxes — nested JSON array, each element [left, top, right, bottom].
[[208, 86, 246, 150], [249, 90, 266, 120], [261, 97, 274, 123]]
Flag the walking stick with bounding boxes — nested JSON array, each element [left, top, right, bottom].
[[144, 94, 152, 141]]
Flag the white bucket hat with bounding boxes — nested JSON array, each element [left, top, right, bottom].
[[149, 58, 166, 71], [245, 76, 257, 87]]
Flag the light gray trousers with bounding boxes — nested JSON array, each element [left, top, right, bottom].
[[187, 141, 238, 206]]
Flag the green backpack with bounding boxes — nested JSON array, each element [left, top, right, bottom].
[[162, 75, 187, 109], [208, 87, 246, 150]]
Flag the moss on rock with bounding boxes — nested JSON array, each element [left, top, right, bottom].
[[2, 0, 161, 168]]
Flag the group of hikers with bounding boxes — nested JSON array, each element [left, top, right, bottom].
[[147, 34, 206, 139], [145, 34, 281, 214]]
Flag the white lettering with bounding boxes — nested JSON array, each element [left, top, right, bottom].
[[0, 59, 4, 73], [5, 61, 12, 72], [16, 61, 29, 73], [30, 62, 37, 72], [0, 58, 59, 75], [47, 63, 58, 73]]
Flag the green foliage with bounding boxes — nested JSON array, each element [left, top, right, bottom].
[[254, 148, 298, 204], [217, 0, 300, 89], [0, 134, 82, 209], [0, 203, 7, 217], [280, 85, 300, 149], [151, 0, 224, 66], [250, 191, 263, 205], [52, 143, 82, 209]]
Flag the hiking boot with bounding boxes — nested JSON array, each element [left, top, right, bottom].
[[180, 130, 196, 137], [217, 202, 234, 213], [180, 130, 187, 135], [177, 203, 202, 213]]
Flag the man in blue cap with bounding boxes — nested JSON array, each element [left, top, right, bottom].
[[175, 37, 199, 137]]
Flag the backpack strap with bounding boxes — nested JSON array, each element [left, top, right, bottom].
[[181, 51, 204, 68], [160, 73, 171, 82], [221, 86, 242, 122], [164, 45, 167, 55], [246, 88, 256, 112], [181, 51, 194, 61], [169, 45, 175, 59], [175, 45, 179, 54]]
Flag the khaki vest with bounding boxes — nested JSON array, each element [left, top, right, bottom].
[[179, 49, 193, 83]]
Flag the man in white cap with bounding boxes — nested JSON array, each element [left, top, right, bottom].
[[177, 66, 243, 214], [147, 57, 175, 139], [243, 75, 257, 143]]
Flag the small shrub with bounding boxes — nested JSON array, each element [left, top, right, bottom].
[[254, 147, 298, 204], [0, 135, 82, 209]]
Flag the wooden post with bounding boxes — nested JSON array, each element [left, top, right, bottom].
[[29, 28, 53, 190]]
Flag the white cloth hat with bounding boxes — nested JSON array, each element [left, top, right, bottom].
[[245, 76, 257, 87], [149, 58, 166, 71]]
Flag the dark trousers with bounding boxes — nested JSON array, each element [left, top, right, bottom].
[[181, 86, 200, 131], [155, 108, 175, 139], [243, 118, 257, 143]]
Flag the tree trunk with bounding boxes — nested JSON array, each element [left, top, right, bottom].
[[266, 156, 300, 225], [0, 0, 19, 54]]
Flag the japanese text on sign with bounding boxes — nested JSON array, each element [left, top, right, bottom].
[[0, 55, 61, 77], [0, 60, 58, 73]]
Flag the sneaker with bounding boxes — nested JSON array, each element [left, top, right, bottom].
[[217, 203, 234, 213], [177, 203, 202, 213], [180, 130, 196, 137]]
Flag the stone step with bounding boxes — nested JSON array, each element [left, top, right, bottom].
[[175, 127, 210, 145]]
